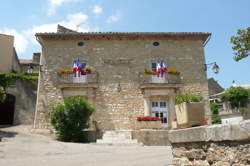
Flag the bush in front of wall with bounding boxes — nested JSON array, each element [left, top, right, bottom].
[[175, 93, 203, 105], [210, 102, 221, 124], [49, 96, 94, 142]]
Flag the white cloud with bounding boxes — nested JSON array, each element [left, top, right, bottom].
[[48, 0, 81, 15], [0, 12, 93, 56], [92, 5, 103, 15], [0, 29, 28, 54], [107, 11, 121, 23], [25, 12, 90, 45]]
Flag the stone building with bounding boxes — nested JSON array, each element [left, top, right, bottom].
[[34, 25, 211, 130], [20, 53, 41, 75], [0, 34, 21, 74], [207, 77, 224, 96], [0, 34, 38, 125]]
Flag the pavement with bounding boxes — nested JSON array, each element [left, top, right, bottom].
[[0, 125, 173, 166]]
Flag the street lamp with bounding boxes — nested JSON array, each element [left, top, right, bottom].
[[204, 62, 220, 74]]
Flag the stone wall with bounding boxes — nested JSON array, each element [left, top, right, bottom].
[[6, 80, 37, 124], [82, 129, 170, 146], [169, 120, 250, 166], [35, 37, 210, 129], [132, 130, 170, 146]]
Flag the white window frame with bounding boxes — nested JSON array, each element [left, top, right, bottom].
[[151, 101, 168, 125]]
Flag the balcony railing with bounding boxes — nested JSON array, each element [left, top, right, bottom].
[[57, 72, 99, 87], [139, 72, 181, 85]]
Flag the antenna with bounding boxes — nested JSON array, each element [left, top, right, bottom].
[[76, 22, 84, 31]]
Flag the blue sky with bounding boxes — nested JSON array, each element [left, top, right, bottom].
[[0, 0, 249, 88]]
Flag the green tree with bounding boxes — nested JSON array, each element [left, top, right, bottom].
[[49, 96, 95, 142], [220, 87, 249, 112], [231, 27, 250, 61]]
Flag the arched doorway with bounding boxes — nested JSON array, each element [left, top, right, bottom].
[[0, 94, 15, 125]]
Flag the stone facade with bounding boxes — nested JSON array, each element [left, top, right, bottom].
[[169, 120, 250, 166], [34, 27, 211, 130], [6, 80, 37, 124]]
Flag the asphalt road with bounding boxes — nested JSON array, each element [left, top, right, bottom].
[[0, 126, 173, 166]]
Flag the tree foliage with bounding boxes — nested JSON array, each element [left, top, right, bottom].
[[49, 96, 94, 142], [175, 93, 203, 105], [220, 87, 249, 112], [210, 102, 221, 124], [231, 27, 250, 61], [0, 73, 38, 102], [0, 73, 38, 88]]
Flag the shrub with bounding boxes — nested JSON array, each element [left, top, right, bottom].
[[210, 102, 221, 124], [49, 96, 94, 142], [175, 93, 203, 105]]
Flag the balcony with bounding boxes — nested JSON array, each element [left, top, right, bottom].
[[138, 72, 182, 89], [57, 72, 99, 89]]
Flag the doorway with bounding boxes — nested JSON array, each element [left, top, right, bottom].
[[0, 94, 15, 125]]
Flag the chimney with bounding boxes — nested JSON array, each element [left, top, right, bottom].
[[33, 53, 41, 64]]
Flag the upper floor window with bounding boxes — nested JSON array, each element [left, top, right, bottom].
[[151, 62, 157, 72], [77, 41, 85, 47], [153, 42, 160, 46]]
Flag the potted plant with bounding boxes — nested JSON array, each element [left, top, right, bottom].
[[85, 67, 92, 74], [135, 116, 161, 129], [57, 69, 73, 74], [167, 68, 180, 75], [174, 93, 205, 128], [144, 68, 157, 75]]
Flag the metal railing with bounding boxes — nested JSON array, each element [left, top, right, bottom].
[[138, 72, 181, 84], [57, 72, 99, 85]]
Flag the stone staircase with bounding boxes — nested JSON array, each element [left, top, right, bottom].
[[96, 130, 142, 146]]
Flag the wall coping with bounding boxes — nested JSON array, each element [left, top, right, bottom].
[[168, 120, 250, 143]]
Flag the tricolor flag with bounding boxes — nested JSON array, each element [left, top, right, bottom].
[[156, 61, 168, 77], [160, 60, 167, 73], [72, 61, 77, 77]]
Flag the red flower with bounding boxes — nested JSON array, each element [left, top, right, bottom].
[[137, 116, 161, 121]]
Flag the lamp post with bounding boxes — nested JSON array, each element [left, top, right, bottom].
[[204, 62, 220, 74]]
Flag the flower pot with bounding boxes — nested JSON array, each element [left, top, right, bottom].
[[175, 102, 205, 128]]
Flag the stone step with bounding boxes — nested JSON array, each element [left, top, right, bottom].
[[96, 130, 142, 146], [96, 139, 142, 146]]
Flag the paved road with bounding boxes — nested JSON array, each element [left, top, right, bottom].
[[0, 126, 173, 166]]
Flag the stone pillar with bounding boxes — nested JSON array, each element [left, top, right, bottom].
[[143, 97, 151, 116], [168, 97, 175, 128]]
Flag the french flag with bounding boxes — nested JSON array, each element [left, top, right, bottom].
[[156, 62, 162, 77], [76, 59, 82, 77], [72, 61, 77, 77], [160, 60, 167, 73]]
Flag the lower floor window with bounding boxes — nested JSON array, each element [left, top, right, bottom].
[[151, 101, 168, 124]]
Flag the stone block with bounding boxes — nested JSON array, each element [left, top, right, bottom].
[[169, 120, 250, 143]]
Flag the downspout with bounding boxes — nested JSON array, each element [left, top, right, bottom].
[[202, 33, 212, 124], [33, 35, 43, 129]]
